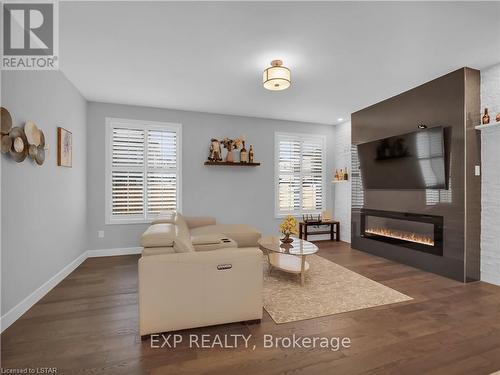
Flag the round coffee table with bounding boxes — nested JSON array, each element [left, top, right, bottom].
[[258, 236, 319, 286]]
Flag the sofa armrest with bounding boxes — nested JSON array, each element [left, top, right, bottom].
[[138, 247, 263, 335], [183, 216, 217, 229]]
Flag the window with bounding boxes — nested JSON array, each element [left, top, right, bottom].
[[275, 132, 326, 216], [105, 118, 182, 224], [351, 145, 365, 209]]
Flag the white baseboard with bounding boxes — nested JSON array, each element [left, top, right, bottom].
[[0, 251, 87, 333], [481, 271, 500, 286], [0, 246, 142, 333], [87, 247, 142, 258]]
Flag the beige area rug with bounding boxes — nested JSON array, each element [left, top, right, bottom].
[[263, 254, 412, 324]]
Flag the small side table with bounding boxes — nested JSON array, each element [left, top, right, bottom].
[[299, 220, 340, 241]]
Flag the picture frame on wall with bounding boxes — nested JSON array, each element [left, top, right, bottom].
[[57, 127, 72, 167]]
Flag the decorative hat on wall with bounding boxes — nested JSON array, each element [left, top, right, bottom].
[[8, 127, 28, 163], [1, 107, 13, 135], [0, 109, 47, 165], [1, 134, 12, 154], [1, 107, 13, 154], [25, 121, 41, 147], [24, 121, 45, 165]]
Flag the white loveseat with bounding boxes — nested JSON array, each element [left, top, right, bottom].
[[138, 212, 263, 337]]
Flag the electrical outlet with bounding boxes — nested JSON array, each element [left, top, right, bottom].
[[98, 230, 105, 239], [475, 165, 481, 176]]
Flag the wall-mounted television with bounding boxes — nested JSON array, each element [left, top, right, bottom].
[[357, 126, 447, 190]]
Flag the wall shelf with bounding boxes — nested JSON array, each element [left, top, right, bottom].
[[204, 161, 261, 166], [475, 123, 500, 131], [331, 180, 349, 184]]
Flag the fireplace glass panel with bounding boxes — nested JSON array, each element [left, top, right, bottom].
[[364, 216, 434, 246]]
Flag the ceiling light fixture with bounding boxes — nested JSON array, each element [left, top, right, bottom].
[[418, 124, 428, 129], [338, 118, 344, 122], [263, 60, 291, 91]]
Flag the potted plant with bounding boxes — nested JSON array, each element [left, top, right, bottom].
[[280, 215, 298, 243]]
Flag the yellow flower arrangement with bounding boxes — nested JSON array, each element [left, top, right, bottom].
[[280, 215, 298, 236]]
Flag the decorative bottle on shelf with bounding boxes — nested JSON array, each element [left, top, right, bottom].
[[334, 169, 338, 181], [339, 169, 343, 180], [482, 108, 490, 125], [496, 112, 500, 123], [248, 145, 254, 163], [344, 167, 349, 180], [240, 141, 248, 163]]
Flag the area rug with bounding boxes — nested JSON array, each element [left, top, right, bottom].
[[263, 254, 412, 324]]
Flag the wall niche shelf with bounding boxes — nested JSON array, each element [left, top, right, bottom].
[[331, 180, 349, 184], [204, 161, 261, 166], [475, 123, 500, 131]]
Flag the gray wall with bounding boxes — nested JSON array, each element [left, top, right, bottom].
[[1, 71, 87, 315], [87, 102, 335, 250]]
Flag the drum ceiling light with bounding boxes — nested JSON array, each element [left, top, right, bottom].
[[262, 60, 291, 91]]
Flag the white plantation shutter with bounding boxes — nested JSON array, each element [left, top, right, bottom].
[[111, 171, 144, 216], [147, 130, 177, 168], [278, 138, 301, 212], [112, 128, 144, 166], [147, 130, 178, 215], [111, 128, 145, 218], [301, 139, 324, 211], [276, 133, 325, 216], [147, 171, 177, 215], [106, 119, 182, 223]]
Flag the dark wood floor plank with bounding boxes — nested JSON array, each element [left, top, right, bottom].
[[2, 242, 500, 375]]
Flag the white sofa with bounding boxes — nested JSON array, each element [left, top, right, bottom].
[[138, 212, 263, 337]]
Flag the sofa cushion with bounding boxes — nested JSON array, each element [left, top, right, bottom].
[[191, 234, 224, 245], [191, 233, 237, 251], [142, 247, 175, 256], [183, 216, 217, 229], [175, 213, 190, 236], [194, 239, 237, 252], [190, 224, 261, 248], [173, 237, 195, 253], [141, 223, 176, 248], [151, 211, 177, 224]]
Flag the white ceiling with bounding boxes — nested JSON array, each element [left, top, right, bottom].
[[60, 1, 500, 125]]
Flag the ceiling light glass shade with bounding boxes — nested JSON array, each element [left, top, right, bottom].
[[263, 60, 291, 91]]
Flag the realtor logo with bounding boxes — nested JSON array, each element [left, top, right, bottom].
[[2, 1, 59, 70]]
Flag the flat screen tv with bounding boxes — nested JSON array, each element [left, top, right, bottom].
[[357, 126, 447, 190]]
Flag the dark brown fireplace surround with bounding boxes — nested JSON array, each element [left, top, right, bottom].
[[351, 68, 481, 282]]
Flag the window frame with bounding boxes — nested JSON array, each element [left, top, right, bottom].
[[105, 117, 182, 225], [274, 131, 327, 218]]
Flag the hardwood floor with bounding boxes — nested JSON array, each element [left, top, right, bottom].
[[2, 241, 500, 374]]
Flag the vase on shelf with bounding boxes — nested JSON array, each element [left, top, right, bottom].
[[226, 150, 234, 162]]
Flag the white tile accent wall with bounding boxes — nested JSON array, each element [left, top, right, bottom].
[[481, 64, 500, 117], [480, 63, 500, 285], [332, 121, 352, 242]]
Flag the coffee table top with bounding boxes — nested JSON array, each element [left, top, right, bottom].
[[258, 236, 319, 256]]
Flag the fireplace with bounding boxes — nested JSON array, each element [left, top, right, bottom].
[[360, 209, 443, 256]]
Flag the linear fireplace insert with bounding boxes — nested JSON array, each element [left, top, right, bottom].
[[360, 209, 443, 256]]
